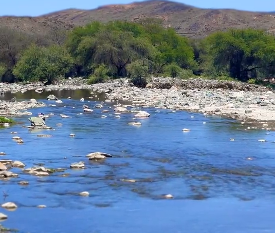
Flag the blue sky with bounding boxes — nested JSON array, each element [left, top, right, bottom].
[[0, 0, 274, 16]]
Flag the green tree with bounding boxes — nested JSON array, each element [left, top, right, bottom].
[[143, 23, 196, 73], [201, 29, 275, 81], [13, 45, 73, 84]]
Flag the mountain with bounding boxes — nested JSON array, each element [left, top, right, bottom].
[[1, 0, 275, 39], [42, 0, 275, 38]]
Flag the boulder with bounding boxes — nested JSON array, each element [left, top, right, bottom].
[[12, 161, 25, 168], [47, 94, 58, 100], [86, 152, 112, 160], [1, 202, 17, 209], [0, 162, 7, 171], [134, 111, 150, 118], [0, 171, 18, 178], [70, 162, 85, 169], [0, 213, 7, 220]]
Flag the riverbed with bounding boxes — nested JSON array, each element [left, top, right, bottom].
[[1, 90, 275, 233]]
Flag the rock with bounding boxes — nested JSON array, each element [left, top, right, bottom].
[[37, 205, 46, 208], [114, 106, 128, 112], [47, 94, 58, 100], [69, 133, 75, 137], [0, 152, 6, 156], [182, 128, 190, 132], [128, 122, 142, 126], [34, 171, 49, 176], [18, 181, 29, 185], [83, 108, 93, 112], [86, 152, 112, 160], [60, 114, 70, 118], [120, 179, 136, 183], [29, 99, 37, 104], [1, 202, 17, 209], [0, 171, 18, 178], [0, 213, 7, 220], [163, 194, 173, 199], [12, 161, 25, 168], [70, 162, 85, 169], [134, 111, 150, 118], [0, 162, 7, 171], [258, 139, 266, 142], [79, 191, 89, 196]]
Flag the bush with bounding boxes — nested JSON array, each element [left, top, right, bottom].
[[127, 60, 149, 88], [163, 63, 182, 78], [87, 75, 106, 84], [87, 64, 109, 84], [179, 69, 195, 79], [0, 116, 14, 124], [248, 78, 256, 84]]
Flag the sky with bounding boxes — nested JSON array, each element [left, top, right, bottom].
[[0, 0, 274, 17]]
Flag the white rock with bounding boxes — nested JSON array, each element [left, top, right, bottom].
[[134, 111, 150, 118], [86, 152, 112, 160], [12, 161, 25, 168], [0, 213, 8, 220], [0, 162, 7, 171], [163, 194, 173, 199], [258, 139, 266, 142], [1, 202, 17, 209], [79, 191, 89, 196], [182, 128, 190, 132], [70, 162, 85, 169]]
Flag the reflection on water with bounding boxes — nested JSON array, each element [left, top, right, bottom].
[[0, 90, 275, 233]]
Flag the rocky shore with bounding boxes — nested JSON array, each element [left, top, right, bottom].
[[1, 77, 275, 126], [91, 77, 275, 125]]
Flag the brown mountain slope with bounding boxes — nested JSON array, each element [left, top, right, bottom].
[[42, 0, 275, 38], [0, 16, 73, 45]]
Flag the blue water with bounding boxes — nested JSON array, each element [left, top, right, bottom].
[[1, 91, 275, 233]]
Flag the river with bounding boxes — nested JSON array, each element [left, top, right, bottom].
[[0, 90, 275, 233]]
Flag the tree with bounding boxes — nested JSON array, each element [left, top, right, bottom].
[[13, 44, 73, 84], [143, 23, 196, 74], [201, 29, 275, 81]]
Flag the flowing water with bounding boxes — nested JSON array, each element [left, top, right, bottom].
[[1, 90, 275, 233]]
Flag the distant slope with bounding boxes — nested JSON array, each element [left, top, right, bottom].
[[42, 0, 275, 38], [0, 16, 73, 45], [0, 0, 274, 39]]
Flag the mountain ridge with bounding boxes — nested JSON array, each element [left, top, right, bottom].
[[1, 0, 275, 39]]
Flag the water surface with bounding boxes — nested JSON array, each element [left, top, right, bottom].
[[0, 90, 275, 233]]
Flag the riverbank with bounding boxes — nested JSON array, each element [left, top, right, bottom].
[[1, 77, 275, 127], [91, 77, 275, 127]]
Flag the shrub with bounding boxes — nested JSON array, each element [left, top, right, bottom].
[[87, 64, 109, 84], [0, 116, 14, 124], [127, 60, 148, 88], [248, 78, 256, 84], [179, 69, 195, 79], [163, 63, 183, 78]]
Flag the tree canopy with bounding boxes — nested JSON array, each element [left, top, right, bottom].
[[201, 29, 275, 81]]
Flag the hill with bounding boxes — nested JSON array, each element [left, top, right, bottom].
[[42, 0, 275, 38], [0, 0, 275, 40]]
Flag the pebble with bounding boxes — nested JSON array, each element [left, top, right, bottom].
[[79, 191, 89, 196]]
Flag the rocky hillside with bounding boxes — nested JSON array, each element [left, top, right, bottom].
[[1, 0, 275, 39], [42, 0, 275, 38]]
